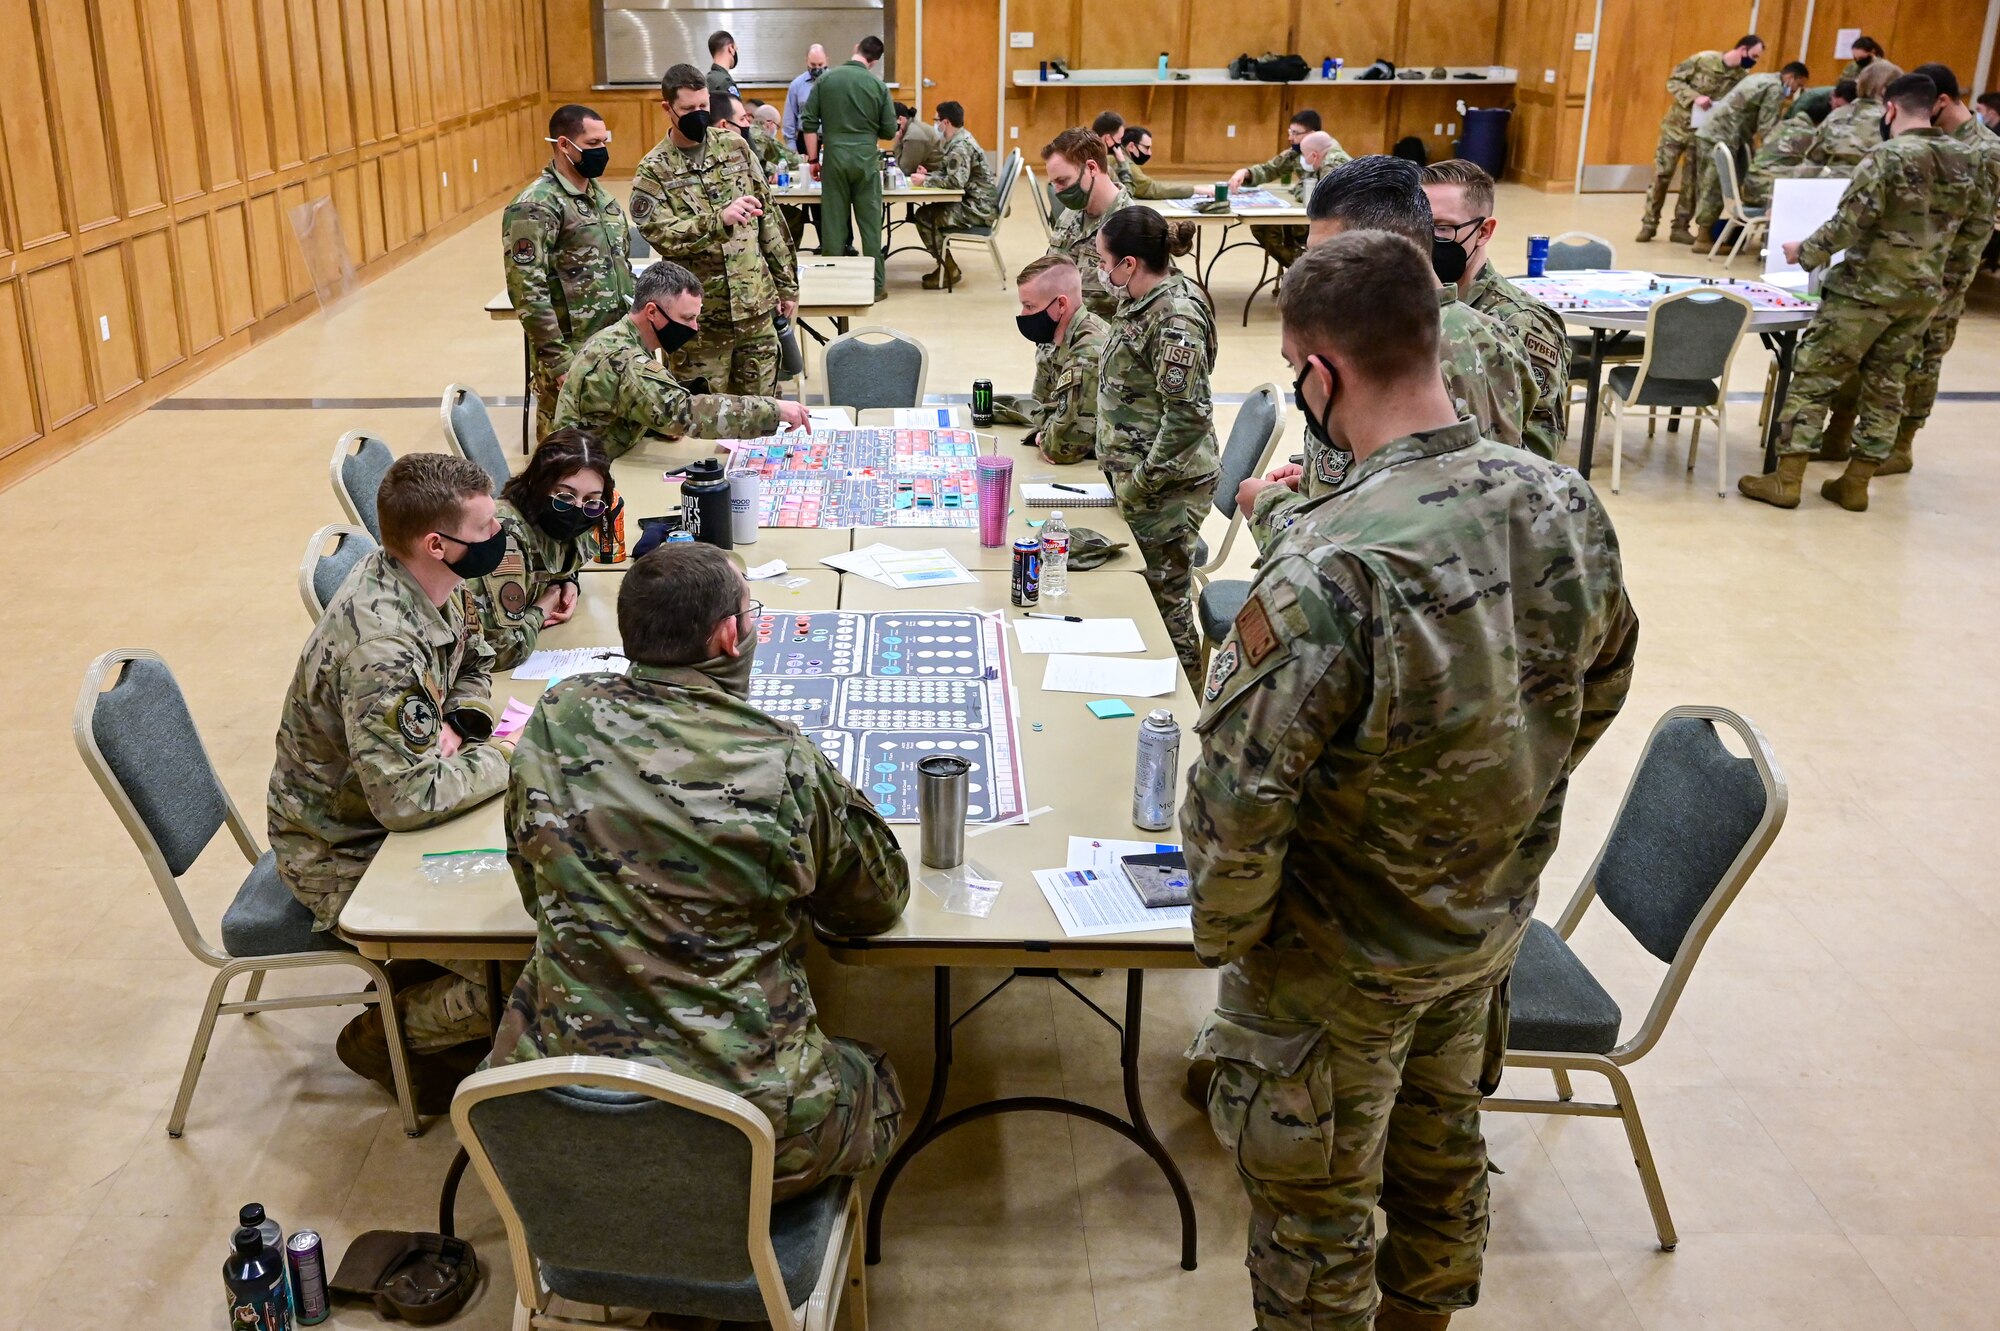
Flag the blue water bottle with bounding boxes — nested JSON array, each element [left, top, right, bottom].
[[1157, 52, 1169, 80], [1526, 234, 1550, 278], [1321, 57, 1334, 79]]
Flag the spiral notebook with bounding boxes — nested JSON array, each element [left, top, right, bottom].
[[1021, 482, 1115, 507]]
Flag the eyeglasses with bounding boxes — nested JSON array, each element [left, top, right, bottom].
[[1433, 217, 1489, 243], [731, 599, 765, 626], [550, 490, 610, 518]]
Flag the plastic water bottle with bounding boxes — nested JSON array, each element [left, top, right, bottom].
[[1041, 511, 1070, 597]]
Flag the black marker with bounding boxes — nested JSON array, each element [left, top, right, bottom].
[[1026, 612, 1083, 622], [1052, 483, 1087, 493]]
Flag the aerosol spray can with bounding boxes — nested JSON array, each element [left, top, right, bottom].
[[1133, 708, 1180, 831]]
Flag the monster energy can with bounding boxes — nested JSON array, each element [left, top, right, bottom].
[[972, 378, 994, 425], [1133, 708, 1180, 831]]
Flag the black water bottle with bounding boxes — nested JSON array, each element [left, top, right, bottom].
[[225, 1226, 292, 1330]]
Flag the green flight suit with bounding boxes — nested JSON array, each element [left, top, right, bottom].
[[801, 59, 898, 298]]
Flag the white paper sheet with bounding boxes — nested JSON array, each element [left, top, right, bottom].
[[744, 559, 789, 581], [1040, 654, 1179, 697], [512, 647, 629, 681], [892, 406, 957, 427], [809, 407, 855, 429], [1688, 102, 1712, 130], [1833, 27, 1861, 62], [1011, 616, 1146, 654], [821, 543, 976, 588], [1765, 177, 1850, 276], [1031, 834, 1189, 938]]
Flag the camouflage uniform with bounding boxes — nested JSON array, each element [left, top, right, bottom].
[[1642, 52, 1748, 233], [631, 127, 798, 396], [1465, 264, 1569, 459], [462, 499, 598, 672], [553, 318, 784, 459], [1048, 185, 1137, 318], [496, 658, 910, 1200], [1745, 116, 1820, 207], [1252, 289, 1538, 543], [1123, 154, 1195, 200], [1772, 129, 1984, 466], [750, 123, 804, 175], [1897, 117, 2000, 456], [1693, 73, 1794, 228], [990, 308, 1112, 463], [913, 129, 999, 262], [267, 550, 510, 1052], [1253, 142, 1351, 269], [503, 165, 634, 438], [1097, 269, 1218, 678], [1183, 419, 1639, 1331], [1809, 98, 1886, 173]]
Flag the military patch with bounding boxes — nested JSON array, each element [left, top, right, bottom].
[[1529, 363, 1554, 398], [498, 579, 530, 619], [510, 238, 537, 267], [395, 688, 441, 748], [1235, 594, 1280, 666], [630, 191, 655, 223], [1161, 342, 1197, 397], [1311, 437, 1353, 489], [493, 550, 526, 578], [1204, 640, 1240, 702], [1522, 328, 1562, 371]]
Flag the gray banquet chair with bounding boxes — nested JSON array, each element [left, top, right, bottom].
[[441, 384, 513, 491], [1546, 231, 1616, 271], [298, 523, 378, 623], [1599, 289, 1753, 495], [454, 1055, 864, 1331], [944, 148, 1023, 288], [1195, 385, 1293, 647], [1707, 144, 1769, 268], [330, 431, 393, 542], [822, 326, 928, 411], [74, 649, 420, 1137], [1485, 706, 1787, 1253]]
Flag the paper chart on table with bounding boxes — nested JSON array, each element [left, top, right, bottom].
[[1032, 834, 1189, 937], [1010, 616, 1145, 655], [822, 543, 976, 588], [1040, 653, 1179, 697], [512, 647, 630, 681]]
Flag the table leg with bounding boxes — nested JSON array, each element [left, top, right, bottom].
[[437, 962, 509, 1238], [519, 333, 533, 455], [1577, 328, 1606, 478], [864, 967, 1197, 1271], [1761, 330, 1797, 473]]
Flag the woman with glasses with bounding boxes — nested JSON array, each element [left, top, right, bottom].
[[466, 426, 618, 670]]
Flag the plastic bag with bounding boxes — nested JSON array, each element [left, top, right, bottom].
[[419, 849, 510, 883]]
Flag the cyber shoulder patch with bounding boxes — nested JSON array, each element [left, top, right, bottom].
[[1204, 640, 1240, 702], [1522, 329, 1562, 368], [1235, 593, 1280, 666], [395, 688, 441, 747]]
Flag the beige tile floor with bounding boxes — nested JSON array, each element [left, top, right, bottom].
[[3, 181, 1997, 1330]]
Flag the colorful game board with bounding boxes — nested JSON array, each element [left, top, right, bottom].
[[747, 609, 1026, 823], [726, 428, 982, 528], [1513, 271, 1818, 314], [1159, 187, 1293, 211]]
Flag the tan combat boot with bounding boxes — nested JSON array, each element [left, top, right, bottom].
[[945, 251, 964, 287], [1737, 454, 1808, 508], [921, 260, 947, 290], [1875, 420, 1918, 476], [1635, 223, 1657, 242], [1821, 457, 1879, 511], [1375, 1299, 1453, 1330], [1812, 405, 1855, 461], [1667, 226, 1696, 245]]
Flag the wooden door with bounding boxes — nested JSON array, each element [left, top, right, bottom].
[[922, 0, 1002, 144]]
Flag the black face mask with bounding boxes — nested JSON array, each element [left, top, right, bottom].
[[1128, 148, 1152, 166], [1431, 236, 1470, 285], [1853, 55, 1873, 69], [1740, 55, 1758, 70], [1292, 359, 1337, 453], [573, 145, 610, 179], [536, 496, 605, 542], [435, 529, 509, 580], [807, 67, 824, 81], [659, 315, 700, 355], [1880, 115, 1893, 140], [1016, 301, 1062, 345], [677, 109, 711, 141]]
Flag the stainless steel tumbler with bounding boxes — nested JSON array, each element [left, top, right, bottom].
[[917, 755, 971, 868]]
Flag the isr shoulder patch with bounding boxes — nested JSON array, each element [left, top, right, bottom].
[[1235, 593, 1280, 666]]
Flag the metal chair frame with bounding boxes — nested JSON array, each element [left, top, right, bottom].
[[1601, 289, 1754, 496], [1706, 144, 1769, 268], [297, 522, 373, 622], [943, 148, 1023, 290]]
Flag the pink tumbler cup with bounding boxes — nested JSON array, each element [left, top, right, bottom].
[[976, 454, 1012, 547]]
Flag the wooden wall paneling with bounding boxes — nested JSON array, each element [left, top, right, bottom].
[[1080, 0, 1181, 69], [357, 154, 385, 259], [289, 0, 329, 161], [344, 0, 377, 144], [0, 10, 67, 249], [318, 0, 354, 152], [43, 0, 121, 231], [97, 0, 170, 218], [380, 0, 412, 133], [22, 262, 96, 430], [1181, 86, 1288, 164], [258, 0, 304, 169], [406, 0, 434, 128], [0, 281, 44, 457], [1403, 0, 1502, 68], [81, 242, 143, 400], [542, 0, 593, 90], [224, 0, 274, 178], [174, 213, 225, 352], [279, 180, 312, 302], [185, 0, 243, 189], [246, 190, 288, 315], [209, 202, 257, 332], [416, 136, 442, 233], [1889, 2, 1989, 89], [128, 228, 186, 377], [332, 163, 363, 265], [141, 0, 207, 201], [1297, 0, 1401, 70], [433, 0, 462, 121]]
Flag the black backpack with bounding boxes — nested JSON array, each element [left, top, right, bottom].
[[1391, 135, 1430, 166], [1255, 53, 1310, 83]]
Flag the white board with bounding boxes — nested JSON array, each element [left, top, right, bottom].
[[1833, 27, 1862, 63], [1764, 177, 1850, 278]]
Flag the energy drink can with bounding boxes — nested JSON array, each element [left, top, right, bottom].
[[1526, 234, 1550, 277], [1133, 709, 1180, 831], [286, 1231, 329, 1325], [1010, 537, 1040, 607], [972, 378, 994, 425], [596, 500, 627, 564]]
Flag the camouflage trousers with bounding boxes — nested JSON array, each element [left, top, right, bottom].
[[1781, 291, 1935, 462], [1193, 965, 1507, 1330], [1253, 224, 1309, 270], [1900, 306, 1962, 429], [530, 363, 564, 443], [670, 312, 781, 397], [400, 959, 512, 1053], [772, 1037, 904, 1202], [1111, 470, 1215, 681], [1641, 125, 1699, 230], [912, 201, 969, 261]]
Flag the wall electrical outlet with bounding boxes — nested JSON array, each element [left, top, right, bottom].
[[1010, 31, 1033, 47], [1227, 124, 1236, 137], [442, 170, 449, 186], [1448, 122, 1457, 134], [1544, 69, 1557, 83], [98, 315, 110, 341], [472, 158, 479, 172], [1574, 32, 1594, 51], [1433, 122, 1443, 135], [1010, 126, 1019, 138]]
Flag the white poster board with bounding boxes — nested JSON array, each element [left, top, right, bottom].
[[1765, 177, 1850, 282], [1833, 27, 1861, 63]]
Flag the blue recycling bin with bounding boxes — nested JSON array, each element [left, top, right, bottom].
[[1457, 107, 1512, 178]]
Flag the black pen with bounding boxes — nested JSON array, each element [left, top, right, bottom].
[[1052, 482, 1087, 493], [1026, 612, 1082, 622]]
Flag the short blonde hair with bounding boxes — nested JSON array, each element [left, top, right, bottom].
[[1421, 159, 1496, 215], [1857, 60, 1902, 99], [377, 453, 493, 554]]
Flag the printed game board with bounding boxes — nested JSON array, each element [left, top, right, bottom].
[[1513, 271, 1818, 314], [748, 609, 1026, 823], [725, 427, 982, 528], [1159, 187, 1294, 211]]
